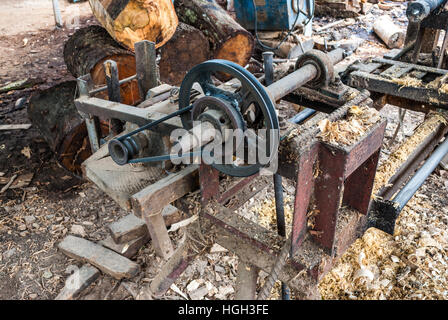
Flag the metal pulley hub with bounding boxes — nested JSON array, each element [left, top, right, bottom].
[[191, 96, 245, 140]]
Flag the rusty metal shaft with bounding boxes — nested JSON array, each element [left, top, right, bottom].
[[266, 48, 345, 102]]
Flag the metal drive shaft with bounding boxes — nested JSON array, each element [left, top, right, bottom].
[[265, 48, 345, 101]]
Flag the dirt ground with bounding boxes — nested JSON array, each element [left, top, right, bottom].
[[0, 0, 447, 300]]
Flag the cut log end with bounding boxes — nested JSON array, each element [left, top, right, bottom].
[[89, 0, 178, 51], [159, 23, 210, 85], [91, 54, 140, 105], [28, 81, 109, 176], [64, 25, 141, 105], [215, 32, 254, 67]]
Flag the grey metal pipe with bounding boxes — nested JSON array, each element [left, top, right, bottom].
[[289, 108, 317, 124], [266, 64, 317, 102], [393, 136, 448, 211], [406, 0, 446, 22], [266, 48, 345, 102]]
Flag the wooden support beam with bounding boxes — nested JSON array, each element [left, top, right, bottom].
[[235, 261, 259, 300], [142, 210, 174, 260], [131, 165, 199, 217], [131, 166, 198, 259]]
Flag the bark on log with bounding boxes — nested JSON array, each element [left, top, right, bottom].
[[28, 81, 108, 176], [64, 25, 140, 105], [88, 0, 178, 51], [174, 0, 254, 67], [373, 16, 405, 49], [159, 23, 210, 85]]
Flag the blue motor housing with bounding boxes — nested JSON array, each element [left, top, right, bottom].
[[234, 0, 314, 31]]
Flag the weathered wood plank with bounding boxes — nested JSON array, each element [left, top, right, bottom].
[[142, 210, 174, 260], [0, 124, 32, 131], [55, 264, 100, 300], [58, 236, 140, 280]]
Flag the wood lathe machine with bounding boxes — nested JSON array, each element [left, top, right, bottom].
[[71, 0, 448, 299]]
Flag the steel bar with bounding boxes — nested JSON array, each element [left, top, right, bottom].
[[89, 75, 137, 96], [77, 75, 100, 153], [75, 97, 183, 134], [263, 51, 289, 301], [52, 0, 63, 28], [266, 64, 317, 102], [393, 136, 448, 211], [117, 105, 192, 141]]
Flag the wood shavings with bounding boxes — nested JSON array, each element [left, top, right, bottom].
[[21, 146, 31, 159], [250, 196, 294, 235], [319, 227, 403, 299], [317, 106, 381, 146], [426, 77, 448, 94], [392, 76, 423, 89], [320, 180, 448, 300]]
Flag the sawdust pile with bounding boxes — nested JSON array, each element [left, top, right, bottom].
[[372, 113, 447, 196], [319, 192, 448, 300], [249, 196, 294, 235], [318, 106, 381, 146]]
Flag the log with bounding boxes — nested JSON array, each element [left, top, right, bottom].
[[64, 25, 140, 106], [174, 0, 254, 67], [88, 0, 178, 51], [159, 23, 210, 85], [373, 16, 405, 49], [28, 81, 108, 176]]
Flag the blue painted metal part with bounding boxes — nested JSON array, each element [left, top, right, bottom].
[[234, 0, 314, 31]]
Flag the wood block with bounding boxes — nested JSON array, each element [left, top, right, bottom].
[[58, 236, 140, 280], [108, 205, 184, 244], [55, 264, 100, 300], [99, 235, 150, 258], [147, 84, 172, 98], [108, 214, 147, 244]]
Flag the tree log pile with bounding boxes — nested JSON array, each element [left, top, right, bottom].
[[64, 25, 140, 105], [28, 81, 109, 175], [88, 0, 179, 51], [174, 0, 254, 68]]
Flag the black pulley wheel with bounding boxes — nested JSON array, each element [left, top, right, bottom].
[[178, 60, 279, 177]]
